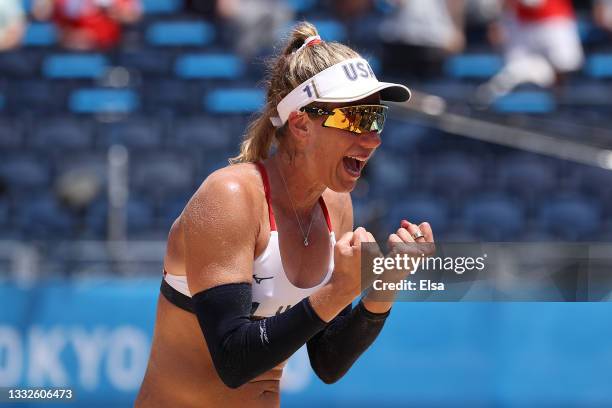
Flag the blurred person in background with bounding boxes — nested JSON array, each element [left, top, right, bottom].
[[379, 0, 466, 79], [189, 0, 294, 58], [593, 0, 612, 32], [136, 21, 433, 408], [33, 0, 141, 50], [0, 0, 26, 51], [476, 0, 584, 105]]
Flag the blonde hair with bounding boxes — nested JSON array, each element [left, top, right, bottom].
[[230, 22, 360, 164]]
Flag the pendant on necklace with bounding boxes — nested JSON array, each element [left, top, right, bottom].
[[304, 238, 309, 247]]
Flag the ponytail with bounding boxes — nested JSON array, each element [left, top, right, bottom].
[[230, 21, 360, 164]]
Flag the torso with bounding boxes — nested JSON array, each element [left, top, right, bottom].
[[135, 161, 350, 408]]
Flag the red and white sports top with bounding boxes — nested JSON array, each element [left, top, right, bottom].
[[163, 162, 335, 317], [513, 0, 575, 22]]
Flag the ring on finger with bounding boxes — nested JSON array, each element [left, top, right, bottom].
[[412, 229, 425, 240]]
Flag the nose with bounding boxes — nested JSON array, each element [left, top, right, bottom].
[[358, 131, 381, 149]]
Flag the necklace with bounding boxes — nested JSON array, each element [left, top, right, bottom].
[[275, 161, 317, 247]]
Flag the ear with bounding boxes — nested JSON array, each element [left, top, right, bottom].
[[286, 110, 310, 142]]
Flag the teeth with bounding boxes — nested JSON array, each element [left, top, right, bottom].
[[347, 155, 366, 162]]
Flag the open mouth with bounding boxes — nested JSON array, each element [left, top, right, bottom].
[[342, 155, 366, 178]]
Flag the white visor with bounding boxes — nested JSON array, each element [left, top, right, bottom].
[[270, 57, 411, 127]]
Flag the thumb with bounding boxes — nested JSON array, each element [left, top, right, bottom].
[[351, 227, 367, 248], [337, 231, 354, 248]]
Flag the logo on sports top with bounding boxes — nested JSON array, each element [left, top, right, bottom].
[[342, 61, 375, 81], [253, 274, 274, 284]]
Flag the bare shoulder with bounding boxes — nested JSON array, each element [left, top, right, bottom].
[[322, 189, 353, 233], [181, 163, 263, 236]]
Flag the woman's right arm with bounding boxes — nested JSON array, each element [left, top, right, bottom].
[[182, 171, 363, 388]]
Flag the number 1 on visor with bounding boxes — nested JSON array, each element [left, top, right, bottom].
[[300, 105, 388, 135]]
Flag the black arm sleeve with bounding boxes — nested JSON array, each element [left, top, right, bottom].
[[192, 283, 327, 389], [306, 300, 390, 384]]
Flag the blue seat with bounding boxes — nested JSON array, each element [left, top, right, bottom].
[[204, 88, 265, 113], [445, 54, 503, 79], [97, 118, 162, 148], [538, 195, 601, 241], [497, 154, 557, 199], [86, 198, 156, 236], [146, 21, 215, 46], [131, 153, 195, 197], [386, 195, 449, 234], [382, 119, 428, 154], [0, 52, 39, 77], [18, 195, 76, 238], [42, 54, 108, 79], [308, 20, 346, 42], [23, 23, 58, 47], [493, 91, 556, 113], [0, 199, 9, 226], [118, 50, 172, 76], [287, 0, 317, 12], [462, 195, 525, 241], [423, 152, 482, 199], [0, 155, 50, 191], [9, 80, 67, 113], [141, 0, 181, 13], [69, 89, 140, 114], [0, 119, 22, 148], [584, 54, 612, 78], [569, 164, 612, 199], [174, 117, 233, 151], [31, 117, 93, 149], [144, 79, 200, 113], [0, 94, 5, 111], [367, 151, 413, 196], [175, 54, 244, 79]]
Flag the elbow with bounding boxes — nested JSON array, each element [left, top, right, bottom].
[[216, 367, 249, 389], [312, 363, 348, 385]]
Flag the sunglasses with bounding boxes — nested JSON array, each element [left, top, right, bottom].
[[299, 104, 388, 135]]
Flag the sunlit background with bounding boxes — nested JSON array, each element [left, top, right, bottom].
[[1, 0, 612, 406]]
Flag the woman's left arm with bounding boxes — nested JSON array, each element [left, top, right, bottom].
[[306, 192, 391, 384]]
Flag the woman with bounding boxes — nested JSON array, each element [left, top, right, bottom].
[[136, 22, 434, 408]]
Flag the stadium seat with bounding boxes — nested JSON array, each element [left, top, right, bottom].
[[118, 49, 173, 76], [0, 119, 22, 148], [146, 21, 215, 47], [53, 151, 109, 186], [159, 194, 191, 229], [0, 52, 39, 77], [308, 19, 346, 42], [8, 80, 67, 113], [445, 54, 503, 79], [386, 194, 450, 234], [69, 88, 140, 114], [422, 152, 482, 199], [287, 0, 317, 12], [569, 164, 612, 200], [175, 54, 244, 79], [17, 195, 76, 239], [538, 194, 601, 241], [174, 116, 233, 151], [97, 118, 163, 148], [493, 91, 556, 114], [367, 150, 413, 196], [42, 54, 109, 79], [0, 199, 8, 226], [497, 154, 557, 200], [462, 194, 525, 241], [131, 152, 196, 197], [86, 197, 156, 236], [31, 117, 93, 149], [204, 88, 265, 113], [144, 79, 200, 113], [0, 154, 50, 191], [141, 0, 181, 14], [23, 23, 58, 47], [584, 54, 612, 78], [381, 119, 428, 154]]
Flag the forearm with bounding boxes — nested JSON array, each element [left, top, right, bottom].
[[193, 283, 326, 389], [307, 300, 390, 384]]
